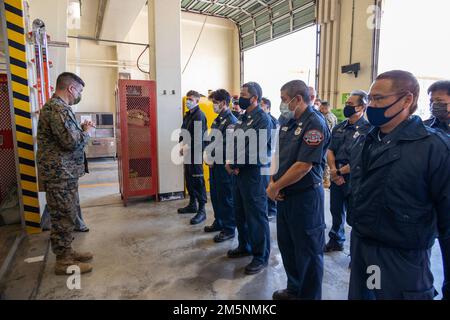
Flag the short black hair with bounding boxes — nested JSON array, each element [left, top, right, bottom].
[[281, 80, 311, 105], [376, 70, 420, 115], [428, 80, 450, 96], [350, 90, 369, 106], [261, 98, 271, 109], [56, 72, 85, 90], [186, 90, 201, 98], [243, 82, 263, 103], [321, 101, 330, 107], [212, 89, 231, 105]]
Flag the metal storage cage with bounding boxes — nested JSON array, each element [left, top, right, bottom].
[[115, 80, 158, 206], [75, 112, 116, 159]]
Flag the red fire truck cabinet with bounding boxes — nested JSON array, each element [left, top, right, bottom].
[[115, 80, 158, 206]]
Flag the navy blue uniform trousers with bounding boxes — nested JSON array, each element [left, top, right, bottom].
[[329, 180, 349, 245], [185, 164, 207, 205], [209, 164, 236, 234], [277, 186, 325, 300], [349, 232, 437, 300], [235, 166, 270, 264]]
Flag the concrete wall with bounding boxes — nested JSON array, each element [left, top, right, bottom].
[[27, 0, 68, 87], [318, 0, 376, 108], [67, 38, 118, 113], [181, 12, 241, 96], [118, 9, 241, 96]]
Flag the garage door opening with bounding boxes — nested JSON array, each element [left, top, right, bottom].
[[243, 25, 317, 119], [377, 0, 450, 120]]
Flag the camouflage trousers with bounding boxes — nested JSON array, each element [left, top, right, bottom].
[[45, 179, 80, 257], [323, 164, 331, 188]]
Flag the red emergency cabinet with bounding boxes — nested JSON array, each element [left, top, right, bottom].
[[116, 80, 158, 206], [0, 74, 18, 204]]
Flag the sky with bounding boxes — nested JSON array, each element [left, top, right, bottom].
[[244, 0, 450, 120]]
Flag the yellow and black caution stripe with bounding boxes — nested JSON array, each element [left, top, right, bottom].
[[3, 0, 41, 234]]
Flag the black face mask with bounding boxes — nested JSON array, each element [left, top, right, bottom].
[[239, 97, 252, 110], [431, 102, 449, 121], [344, 105, 357, 118]]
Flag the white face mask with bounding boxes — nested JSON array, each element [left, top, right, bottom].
[[213, 103, 222, 114], [280, 97, 296, 120]]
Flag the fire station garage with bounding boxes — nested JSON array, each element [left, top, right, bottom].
[[0, 0, 449, 303]]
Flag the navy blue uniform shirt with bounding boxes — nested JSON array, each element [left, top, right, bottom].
[[349, 116, 450, 250], [273, 106, 330, 195], [423, 116, 449, 135], [180, 106, 208, 162], [230, 106, 273, 169], [329, 116, 373, 165], [206, 109, 237, 164]]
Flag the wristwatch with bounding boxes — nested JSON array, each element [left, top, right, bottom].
[[336, 169, 342, 176]]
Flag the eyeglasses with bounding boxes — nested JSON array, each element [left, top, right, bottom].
[[368, 92, 408, 104]]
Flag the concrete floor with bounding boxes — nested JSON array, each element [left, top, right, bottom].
[[33, 159, 444, 300]]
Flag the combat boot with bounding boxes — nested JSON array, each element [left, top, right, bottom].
[[55, 254, 93, 275], [178, 197, 198, 214], [70, 250, 94, 262], [190, 204, 206, 225]]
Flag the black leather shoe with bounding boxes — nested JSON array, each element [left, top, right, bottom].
[[324, 240, 344, 253], [204, 223, 221, 233], [178, 204, 198, 214], [272, 289, 298, 300], [227, 247, 252, 259], [244, 259, 268, 275], [214, 231, 235, 243], [190, 210, 206, 225]]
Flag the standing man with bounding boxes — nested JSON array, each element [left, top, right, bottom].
[[425, 80, 450, 300], [37, 72, 94, 275], [204, 89, 238, 242], [348, 70, 450, 300], [319, 101, 338, 188], [424, 80, 449, 134], [261, 97, 278, 221], [225, 82, 273, 275], [231, 95, 244, 119], [324, 91, 372, 252], [178, 90, 208, 225], [268, 80, 330, 300], [320, 101, 338, 131]]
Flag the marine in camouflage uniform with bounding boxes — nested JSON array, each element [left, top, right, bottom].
[[37, 72, 93, 275], [319, 101, 337, 188]]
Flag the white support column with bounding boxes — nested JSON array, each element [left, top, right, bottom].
[[148, 0, 184, 197]]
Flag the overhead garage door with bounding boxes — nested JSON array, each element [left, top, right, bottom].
[[181, 0, 316, 51]]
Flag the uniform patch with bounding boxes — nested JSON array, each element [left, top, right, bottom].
[[353, 131, 360, 139], [295, 127, 302, 136], [303, 130, 324, 146], [281, 126, 289, 132]]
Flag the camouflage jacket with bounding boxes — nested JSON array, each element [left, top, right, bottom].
[[37, 95, 90, 183], [324, 112, 338, 131]]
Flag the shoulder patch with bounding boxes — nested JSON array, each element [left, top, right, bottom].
[[303, 129, 324, 146]]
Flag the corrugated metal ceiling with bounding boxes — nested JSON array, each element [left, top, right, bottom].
[[181, 0, 316, 50]]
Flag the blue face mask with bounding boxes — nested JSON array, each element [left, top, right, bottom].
[[186, 100, 197, 110], [366, 94, 407, 127], [279, 97, 296, 120]]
